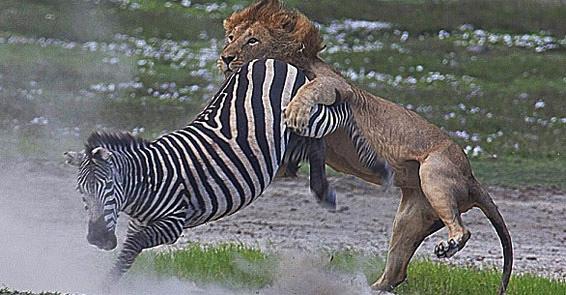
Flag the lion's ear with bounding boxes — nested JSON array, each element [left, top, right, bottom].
[[282, 18, 296, 33], [278, 12, 297, 33]]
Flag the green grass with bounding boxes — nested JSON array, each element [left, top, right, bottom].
[[397, 260, 566, 295], [0, 0, 224, 42], [132, 243, 272, 289], [3, 0, 566, 40], [2, 244, 565, 294], [292, 0, 566, 35], [471, 156, 566, 190], [128, 244, 566, 294]]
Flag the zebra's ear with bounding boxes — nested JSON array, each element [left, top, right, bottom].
[[91, 147, 113, 161], [64, 150, 85, 167]]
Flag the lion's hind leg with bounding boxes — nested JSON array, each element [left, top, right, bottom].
[[419, 151, 471, 258], [372, 188, 443, 291]]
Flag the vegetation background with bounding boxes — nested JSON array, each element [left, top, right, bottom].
[[1, 0, 565, 187]]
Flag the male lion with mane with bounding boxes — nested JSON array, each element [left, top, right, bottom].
[[218, 0, 513, 294]]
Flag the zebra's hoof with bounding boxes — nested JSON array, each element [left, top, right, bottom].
[[319, 188, 336, 211]]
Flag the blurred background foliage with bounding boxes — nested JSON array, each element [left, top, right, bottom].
[[0, 0, 565, 187]]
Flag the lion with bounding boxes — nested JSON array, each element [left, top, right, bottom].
[[217, 1, 513, 294]]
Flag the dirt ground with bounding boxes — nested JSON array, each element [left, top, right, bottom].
[[0, 160, 564, 294], [181, 174, 566, 280]]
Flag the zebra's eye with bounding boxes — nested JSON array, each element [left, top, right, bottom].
[[247, 38, 259, 45], [84, 205, 89, 211]]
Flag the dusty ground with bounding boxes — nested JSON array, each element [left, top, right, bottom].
[[181, 174, 566, 280], [0, 160, 564, 294]]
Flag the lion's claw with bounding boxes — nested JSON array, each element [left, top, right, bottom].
[[434, 239, 460, 258]]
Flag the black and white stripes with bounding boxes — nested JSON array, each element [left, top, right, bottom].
[[71, 59, 352, 280]]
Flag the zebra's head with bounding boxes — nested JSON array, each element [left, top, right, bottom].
[[65, 146, 120, 251]]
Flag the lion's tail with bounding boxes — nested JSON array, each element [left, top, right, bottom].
[[472, 183, 513, 295]]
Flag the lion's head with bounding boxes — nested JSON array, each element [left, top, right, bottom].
[[219, 0, 323, 76]]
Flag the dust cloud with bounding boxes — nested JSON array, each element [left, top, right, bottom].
[[0, 159, 222, 294], [0, 159, 375, 294], [258, 252, 374, 295], [0, 159, 109, 293]]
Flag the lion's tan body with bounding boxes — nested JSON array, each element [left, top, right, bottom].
[[219, 1, 512, 293]]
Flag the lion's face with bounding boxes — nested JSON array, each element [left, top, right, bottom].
[[219, 23, 282, 76], [219, 0, 324, 77]]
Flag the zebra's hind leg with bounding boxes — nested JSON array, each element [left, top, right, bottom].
[[308, 138, 336, 211]]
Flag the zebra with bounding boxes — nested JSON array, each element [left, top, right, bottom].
[[64, 59, 390, 281]]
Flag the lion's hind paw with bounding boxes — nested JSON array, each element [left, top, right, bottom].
[[434, 239, 460, 258]]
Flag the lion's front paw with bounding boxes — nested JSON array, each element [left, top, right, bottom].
[[284, 99, 314, 131]]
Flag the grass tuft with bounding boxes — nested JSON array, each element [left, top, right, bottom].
[[397, 260, 566, 295], [131, 243, 272, 289]]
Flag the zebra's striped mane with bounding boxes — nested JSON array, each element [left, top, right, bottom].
[[85, 131, 148, 155]]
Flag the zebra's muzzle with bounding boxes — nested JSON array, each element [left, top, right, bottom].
[[87, 216, 117, 251]]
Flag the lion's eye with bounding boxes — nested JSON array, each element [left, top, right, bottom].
[[248, 38, 259, 45], [228, 35, 234, 42]]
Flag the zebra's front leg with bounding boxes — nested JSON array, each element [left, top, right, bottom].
[[107, 215, 185, 281], [308, 138, 336, 210]]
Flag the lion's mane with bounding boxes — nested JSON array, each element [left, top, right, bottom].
[[224, 0, 324, 62]]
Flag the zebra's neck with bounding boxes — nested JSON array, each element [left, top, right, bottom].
[[112, 147, 156, 217]]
